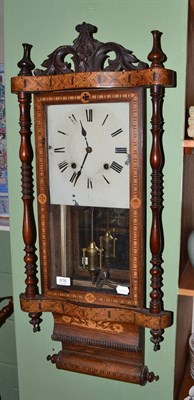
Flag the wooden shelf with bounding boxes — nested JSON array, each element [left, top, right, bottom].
[[175, 3, 194, 398], [179, 260, 194, 296], [183, 140, 194, 154], [178, 363, 194, 400], [183, 140, 194, 147]]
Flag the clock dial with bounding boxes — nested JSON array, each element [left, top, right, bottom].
[[47, 102, 130, 208]]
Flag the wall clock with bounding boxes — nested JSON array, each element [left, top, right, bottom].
[[11, 23, 176, 385]]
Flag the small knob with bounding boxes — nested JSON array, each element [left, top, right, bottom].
[[141, 366, 159, 385], [146, 371, 159, 383], [47, 354, 57, 364]]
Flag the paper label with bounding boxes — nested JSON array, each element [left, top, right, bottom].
[[116, 285, 129, 295], [56, 276, 71, 286]]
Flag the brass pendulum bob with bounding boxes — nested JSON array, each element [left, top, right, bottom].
[[81, 208, 103, 284], [99, 228, 117, 260], [82, 242, 103, 284]]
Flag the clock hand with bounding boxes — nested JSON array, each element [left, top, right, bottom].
[[80, 120, 89, 147], [73, 150, 89, 186]]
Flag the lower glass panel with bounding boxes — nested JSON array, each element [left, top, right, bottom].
[[49, 204, 129, 290]]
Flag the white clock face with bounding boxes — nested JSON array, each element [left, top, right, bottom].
[[47, 102, 130, 208]]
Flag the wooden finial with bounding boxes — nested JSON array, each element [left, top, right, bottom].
[[148, 30, 166, 67], [47, 354, 58, 364], [29, 312, 42, 332], [17, 43, 35, 76], [146, 371, 159, 383], [141, 366, 160, 384]]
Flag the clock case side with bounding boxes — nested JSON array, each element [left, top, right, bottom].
[[11, 24, 176, 385]]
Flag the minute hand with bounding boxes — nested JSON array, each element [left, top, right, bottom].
[[73, 151, 89, 186]]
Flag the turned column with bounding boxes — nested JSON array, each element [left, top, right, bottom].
[[17, 44, 42, 332], [148, 31, 166, 350]]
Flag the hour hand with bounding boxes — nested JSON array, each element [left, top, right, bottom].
[[80, 120, 89, 147]]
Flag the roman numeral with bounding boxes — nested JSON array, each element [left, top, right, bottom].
[[102, 114, 109, 126], [58, 130, 68, 135], [110, 161, 123, 173], [115, 147, 127, 154], [111, 128, 123, 137], [103, 175, 110, 184], [70, 171, 78, 183], [69, 114, 77, 124], [58, 160, 69, 172], [54, 147, 65, 153], [87, 178, 93, 189], [86, 109, 93, 122]]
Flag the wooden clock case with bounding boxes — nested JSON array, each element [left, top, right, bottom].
[[11, 23, 176, 385]]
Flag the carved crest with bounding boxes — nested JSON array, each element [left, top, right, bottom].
[[33, 22, 148, 75]]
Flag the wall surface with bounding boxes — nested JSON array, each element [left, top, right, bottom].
[[0, 0, 19, 398], [4, 1, 188, 399], [0, 0, 3, 64], [0, 232, 19, 400]]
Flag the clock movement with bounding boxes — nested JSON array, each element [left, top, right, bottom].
[[11, 23, 176, 385]]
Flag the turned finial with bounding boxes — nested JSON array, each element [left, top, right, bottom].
[[141, 366, 160, 384], [47, 354, 58, 364], [146, 371, 159, 383], [17, 43, 35, 76], [29, 312, 42, 332], [148, 30, 166, 68]]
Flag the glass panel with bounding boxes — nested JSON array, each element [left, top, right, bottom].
[[46, 100, 130, 291], [49, 204, 129, 290], [47, 102, 130, 209]]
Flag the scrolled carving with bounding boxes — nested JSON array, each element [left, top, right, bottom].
[[34, 22, 148, 75], [90, 42, 147, 72]]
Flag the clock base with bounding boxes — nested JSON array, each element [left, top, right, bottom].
[[20, 294, 171, 383], [46, 312, 158, 385]]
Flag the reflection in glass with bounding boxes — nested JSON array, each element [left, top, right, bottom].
[[49, 205, 129, 290]]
